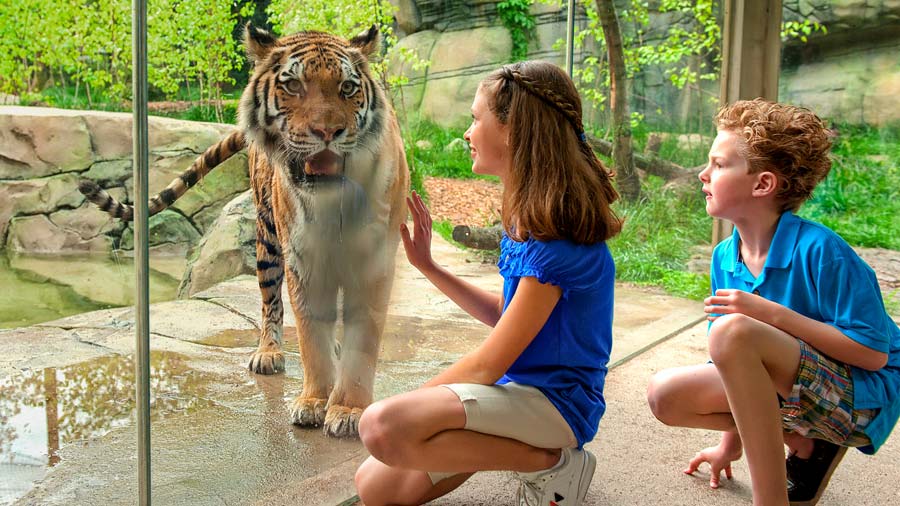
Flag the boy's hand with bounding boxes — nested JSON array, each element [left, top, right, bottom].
[[704, 289, 774, 323], [683, 441, 742, 489], [399, 190, 435, 273]]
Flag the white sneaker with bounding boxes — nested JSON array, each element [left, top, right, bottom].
[[516, 448, 596, 506]]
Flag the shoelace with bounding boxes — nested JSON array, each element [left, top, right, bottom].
[[515, 472, 557, 506]]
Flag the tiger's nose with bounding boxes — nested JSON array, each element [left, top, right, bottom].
[[310, 126, 345, 142]]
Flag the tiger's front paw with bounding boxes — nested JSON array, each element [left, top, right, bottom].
[[324, 405, 364, 438], [290, 396, 327, 427], [248, 350, 285, 374]]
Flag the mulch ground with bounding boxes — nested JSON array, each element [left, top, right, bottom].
[[423, 176, 502, 227]]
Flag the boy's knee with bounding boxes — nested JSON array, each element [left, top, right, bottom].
[[708, 313, 756, 364], [358, 401, 405, 465], [646, 371, 682, 425]]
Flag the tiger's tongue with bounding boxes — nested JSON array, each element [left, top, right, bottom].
[[304, 150, 341, 175]]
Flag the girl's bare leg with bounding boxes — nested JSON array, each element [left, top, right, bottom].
[[355, 457, 472, 506], [355, 386, 561, 505]]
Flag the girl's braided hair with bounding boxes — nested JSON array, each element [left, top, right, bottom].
[[481, 61, 621, 244]]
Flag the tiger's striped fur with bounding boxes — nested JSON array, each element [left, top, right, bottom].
[[78, 24, 409, 439], [78, 130, 246, 221]]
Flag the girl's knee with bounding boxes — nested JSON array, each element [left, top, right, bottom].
[[355, 459, 387, 506], [708, 313, 757, 364], [358, 400, 407, 465]]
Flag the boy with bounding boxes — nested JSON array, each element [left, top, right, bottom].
[[646, 99, 900, 506]]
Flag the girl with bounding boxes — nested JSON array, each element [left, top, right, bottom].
[[354, 60, 622, 506]]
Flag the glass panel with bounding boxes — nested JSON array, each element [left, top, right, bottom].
[[780, 1, 900, 315]]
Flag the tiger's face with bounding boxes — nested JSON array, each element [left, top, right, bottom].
[[238, 24, 385, 182]]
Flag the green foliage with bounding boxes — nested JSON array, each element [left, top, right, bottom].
[[403, 120, 482, 180], [496, 0, 537, 62], [545, 0, 826, 132], [883, 289, 900, 318], [799, 123, 900, 249], [781, 19, 827, 43], [0, 0, 247, 114], [432, 220, 466, 250], [149, 0, 244, 122], [608, 176, 712, 300], [268, 0, 396, 81]]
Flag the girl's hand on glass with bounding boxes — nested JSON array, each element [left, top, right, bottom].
[[399, 190, 435, 273]]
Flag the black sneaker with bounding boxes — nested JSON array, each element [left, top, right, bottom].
[[786, 439, 848, 506]]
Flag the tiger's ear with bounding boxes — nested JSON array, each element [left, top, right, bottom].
[[244, 23, 277, 64], [349, 24, 380, 58]]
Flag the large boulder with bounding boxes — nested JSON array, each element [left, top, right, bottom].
[[0, 106, 247, 254], [177, 191, 257, 298], [419, 26, 512, 126], [779, 0, 900, 126], [119, 210, 202, 258]]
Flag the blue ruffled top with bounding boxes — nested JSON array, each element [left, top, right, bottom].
[[496, 233, 615, 447]]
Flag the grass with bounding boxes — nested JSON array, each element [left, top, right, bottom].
[[608, 176, 712, 300], [799, 123, 900, 250], [402, 120, 480, 180]]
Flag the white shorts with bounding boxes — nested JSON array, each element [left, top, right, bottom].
[[428, 382, 577, 484]]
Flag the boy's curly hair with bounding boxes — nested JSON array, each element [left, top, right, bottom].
[[715, 98, 833, 211]]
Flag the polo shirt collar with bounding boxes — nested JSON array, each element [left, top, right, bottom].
[[767, 211, 801, 269], [718, 211, 801, 273]]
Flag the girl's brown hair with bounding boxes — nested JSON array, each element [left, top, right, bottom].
[[715, 99, 833, 212], [481, 60, 622, 245]]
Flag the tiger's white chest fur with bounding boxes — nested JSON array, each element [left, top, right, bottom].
[[277, 146, 397, 288]]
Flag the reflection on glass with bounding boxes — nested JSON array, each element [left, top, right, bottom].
[[0, 351, 213, 504], [780, 2, 900, 312], [0, 252, 182, 329]]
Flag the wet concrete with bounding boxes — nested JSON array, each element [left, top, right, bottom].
[[0, 236, 705, 505]]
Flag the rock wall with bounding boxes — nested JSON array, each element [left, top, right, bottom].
[[781, 0, 900, 125], [388, 1, 596, 127], [0, 106, 249, 256], [389, 0, 900, 128]]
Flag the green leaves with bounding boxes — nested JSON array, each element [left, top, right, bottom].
[[496, 0, 536, 62], [1, 0, 246, 114]]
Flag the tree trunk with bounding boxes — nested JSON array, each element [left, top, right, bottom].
[[595, 0, 641, 201], [452, 225, 503, 250], [587, 136, 698, 181]]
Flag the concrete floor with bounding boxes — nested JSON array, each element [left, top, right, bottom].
[[2, 236, 896, 505]]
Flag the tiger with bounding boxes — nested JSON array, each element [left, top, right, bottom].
[[78, 23, 409, 438]]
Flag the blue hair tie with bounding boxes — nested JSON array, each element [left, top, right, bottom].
[[578, 131, 586, 142]]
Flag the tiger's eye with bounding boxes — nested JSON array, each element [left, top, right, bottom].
[[285, 79, 304, 95], [340, 81, 358, 96]]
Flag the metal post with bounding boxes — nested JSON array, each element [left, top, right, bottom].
[[132, 0, 151, 504], [565, 0, 576, 77]]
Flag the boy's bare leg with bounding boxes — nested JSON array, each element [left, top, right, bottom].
[[783, 431, 816, 458], [356, 386, 561, 505], [708, 314, 801, 506], [647, 363, 735, 431]]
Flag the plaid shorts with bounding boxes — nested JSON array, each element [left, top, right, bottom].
[[780, 340, 876, 447]]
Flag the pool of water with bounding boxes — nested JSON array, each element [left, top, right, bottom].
[[0, 351, 217, 505], [0, 252, 184, 329]]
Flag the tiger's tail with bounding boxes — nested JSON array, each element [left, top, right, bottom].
[[78, 130, 247, 221]]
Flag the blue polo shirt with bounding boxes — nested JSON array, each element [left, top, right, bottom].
[[711, 211, 900, 453], [496, 234, 615, 447]]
